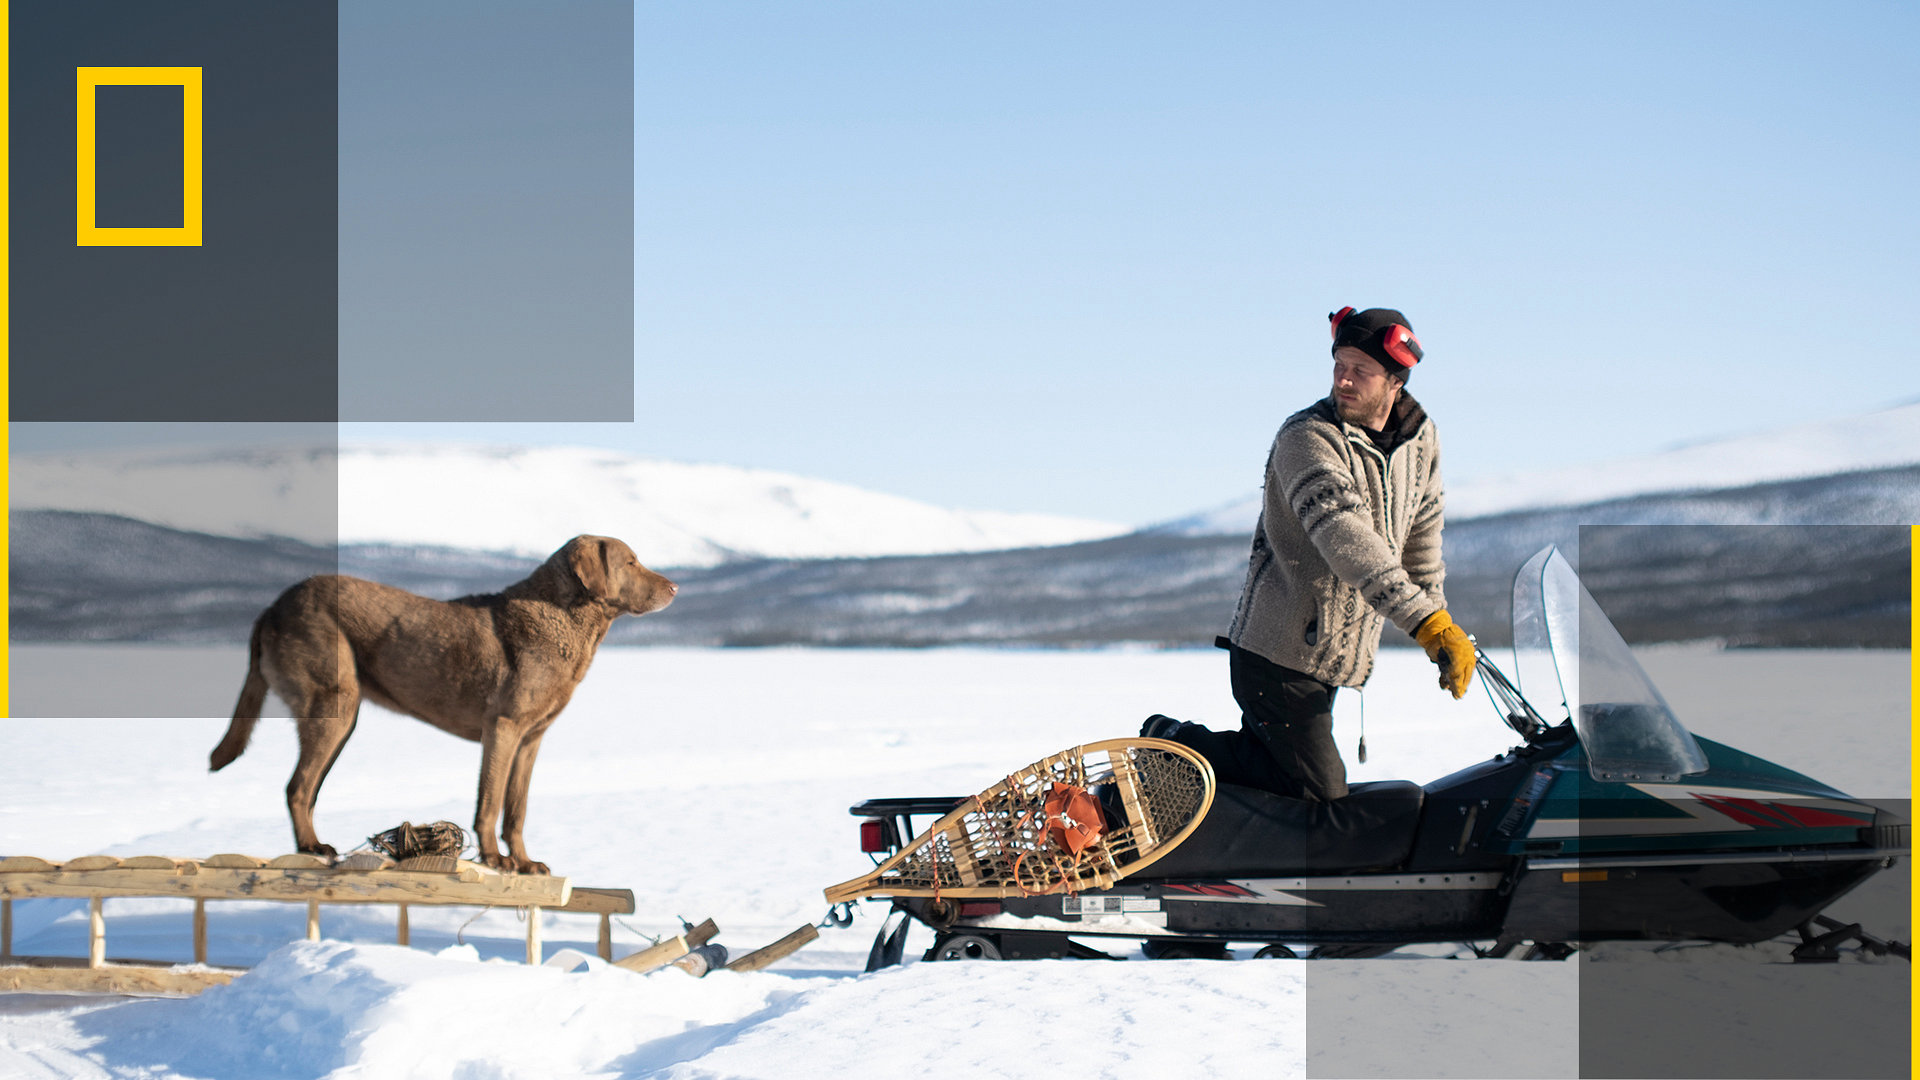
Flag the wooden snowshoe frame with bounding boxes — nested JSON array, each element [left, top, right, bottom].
[[824, 738, 1215, 904]]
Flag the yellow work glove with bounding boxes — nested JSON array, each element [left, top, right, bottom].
[[1414, 610, 1475, 700]]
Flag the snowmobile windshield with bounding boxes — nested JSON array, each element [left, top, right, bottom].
[[1512, 547, 1708, 782], [1510, 548, 1573, 724]]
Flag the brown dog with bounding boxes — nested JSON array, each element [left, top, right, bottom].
[[209, 535, 676, 873]]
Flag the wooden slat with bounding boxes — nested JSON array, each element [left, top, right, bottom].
[[0, 857, 56, 873], [306, 900, 320, 941], [120, 856, 181, 870], [1, 960, 236, 996], [202, 854, 266, 869], [597, 914, 612, 962], [88, 899, 104, 968], [0, 866, 570, 908], [725, 924, 818, 973], [612, 935, 689, 974], [559, 887, 635, 915], [612, 918, 718, 975], [397, 903, 410, 947], [525, 907, 542, 964], [1, 898, 10, 959], [64, 856, 120, 871], [1114, 754, 1155, 849], [945, 826, 981, 887], [270, 854, 331, 869], [192, 899, 207, 964]]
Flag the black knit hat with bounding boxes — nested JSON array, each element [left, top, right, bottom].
[[1329, 306, 1423, 382]]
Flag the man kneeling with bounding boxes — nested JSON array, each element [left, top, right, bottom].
[[1147, 306, 1474, 800]]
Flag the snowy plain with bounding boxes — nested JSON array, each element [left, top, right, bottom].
[[0, 645, 1909, 1079]]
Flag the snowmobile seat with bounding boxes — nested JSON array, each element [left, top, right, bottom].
[[1135, 780, 1425, 879]]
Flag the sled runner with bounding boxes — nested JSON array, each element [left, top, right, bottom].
[[824, 738, 1215, 904]]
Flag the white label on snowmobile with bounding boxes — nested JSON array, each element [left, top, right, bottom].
[[1062, 895, 1164, 918], [1083, 911, 1169, 928], [1067, 891, 1152, 907], [974, 912, 1171, 934]]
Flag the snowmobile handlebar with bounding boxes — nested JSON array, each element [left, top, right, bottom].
[[1470, 638, 1549, 741]]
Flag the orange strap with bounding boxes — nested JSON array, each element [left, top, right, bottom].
[[1044, 782, 1105, 855], [1012, 782, 1108, 896]]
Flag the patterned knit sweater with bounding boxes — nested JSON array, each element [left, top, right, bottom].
[[1225, 393, 1446, 687]]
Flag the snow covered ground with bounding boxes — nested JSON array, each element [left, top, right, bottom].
[[0, 646, 1909, 1078]]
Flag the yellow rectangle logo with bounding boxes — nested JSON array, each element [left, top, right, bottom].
[[75, 66, 202, 246]]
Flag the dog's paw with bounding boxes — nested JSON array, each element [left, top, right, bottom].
[[481, 851, 550, 875], [299, 842, 338, 859]]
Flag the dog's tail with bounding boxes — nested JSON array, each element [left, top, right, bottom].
[[210, 613, 269, 772]]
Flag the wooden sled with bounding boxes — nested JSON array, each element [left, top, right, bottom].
[[0, 853, 640, 994], [615, 921, 821, 977], [726, 924, 818, 973], [824, 738, 1214, 904], [613, 918, 719, 975]]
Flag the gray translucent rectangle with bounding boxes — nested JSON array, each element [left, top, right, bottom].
[[1576, 840, 1908, 1079], [338, 1, 634, 421], [9, 422, 339, 717], [1308, 524, 1909, 1077], [1569, 524, 1909, 1078]]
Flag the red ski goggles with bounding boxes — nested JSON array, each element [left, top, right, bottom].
[[1329, 306, 1423, 370]]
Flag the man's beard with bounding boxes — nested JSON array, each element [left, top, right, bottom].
[[1333, 383, 1395, 426]]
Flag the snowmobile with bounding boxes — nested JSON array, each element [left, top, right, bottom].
[[843, 546, 1910, 966]]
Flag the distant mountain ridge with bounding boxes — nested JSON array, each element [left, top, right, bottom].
[[14, 403, 1915, 564], [8, 443, 1128, 567], [15, 463, 1912, 647], [1149, 400, 1920, 537], [12, 404, 1914, 646]]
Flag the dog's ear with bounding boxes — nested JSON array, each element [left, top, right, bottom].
[[567, 536, 614, 601]]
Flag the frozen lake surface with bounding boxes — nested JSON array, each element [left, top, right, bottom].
[[1, 645, 1908, 1078]]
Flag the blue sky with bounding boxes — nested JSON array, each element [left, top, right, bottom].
[[364, 2, 1913, 525]]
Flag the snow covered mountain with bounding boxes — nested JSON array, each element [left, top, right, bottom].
[[11, 405, 1914, 647], [7, 443, 1128, 567], [1149, 400, 1920, 536], [1452, 399, 1920, 518]]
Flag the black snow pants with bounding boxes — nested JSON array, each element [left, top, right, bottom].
[[1166, 642, 1349, 802]]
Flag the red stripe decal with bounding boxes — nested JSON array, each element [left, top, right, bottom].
[[1694, 794, 1785, 828], [1163, 882, 1256, 897], [1771, 803, 1873, 828]]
